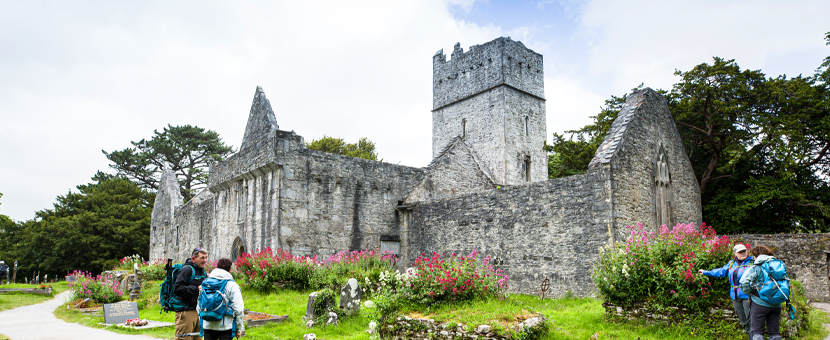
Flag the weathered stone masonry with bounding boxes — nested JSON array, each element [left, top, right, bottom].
[[150, 37, 705, 297]]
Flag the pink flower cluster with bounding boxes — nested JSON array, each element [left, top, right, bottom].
[[403, 250, 508, 303], [68, 270, 123, 303]]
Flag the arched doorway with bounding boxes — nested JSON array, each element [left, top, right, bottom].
[[231, 236, 246, 263]]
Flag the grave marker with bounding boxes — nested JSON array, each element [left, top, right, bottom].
[[103, 301, 139, 324], [339, 278, 362, 312]]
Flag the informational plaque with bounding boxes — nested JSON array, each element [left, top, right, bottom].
[[103, 301, 139, 324]]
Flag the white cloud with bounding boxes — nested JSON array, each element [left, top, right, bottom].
[[545, 77, 606, 136], [576, 0, 830, 94], [0, 0, 502, 221]]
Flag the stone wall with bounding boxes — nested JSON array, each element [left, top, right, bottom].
[[403, 166, 613, 297], [589, 88, 702, 239], [733, 233, 830, 302]]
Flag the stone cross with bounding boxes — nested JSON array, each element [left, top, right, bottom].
[[339, 278, 362, 312]]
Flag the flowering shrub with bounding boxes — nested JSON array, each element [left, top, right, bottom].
[[592, 222, 742, 312], [400, 250, 508, 304], [114, 254, 147, 270], [141, 259, 168, 281], [68, 270, 123, 303], [234, 248, 397, 292], [370, 250, 508, 308], [310, 250, 397, 291], [234, 248, 317, 291]]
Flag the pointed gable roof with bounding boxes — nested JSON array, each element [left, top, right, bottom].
[[240, 86, 279, 152], [155, 162, 183, 210]]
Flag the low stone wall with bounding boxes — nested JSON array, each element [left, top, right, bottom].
[[603, 301, 738, 324], [379, 315, 547, 340], [603, 301, 802, 338], [733, 233, 830, 302]]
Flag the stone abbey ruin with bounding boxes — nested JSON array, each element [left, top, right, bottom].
[[150, 37, 704, 297]]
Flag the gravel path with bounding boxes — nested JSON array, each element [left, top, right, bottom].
[[810, 302, 830, 340], [0, 291, 159, 340]]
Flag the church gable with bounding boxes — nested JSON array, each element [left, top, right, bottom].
[[405, 137, 497, 204], [240, 86, 279, 152], [588, 88, 701, 231]]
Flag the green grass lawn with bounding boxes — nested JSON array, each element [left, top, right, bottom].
[[51, 280, 830, 340], [0, 282, 69, 312]]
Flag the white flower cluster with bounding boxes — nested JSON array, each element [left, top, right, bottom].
[[621, 264, 630, 278]]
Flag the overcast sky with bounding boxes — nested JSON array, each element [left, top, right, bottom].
[[1, 0, 828, 221]]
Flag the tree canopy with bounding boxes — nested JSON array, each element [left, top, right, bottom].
[[0, 173, 154, 278], [103, 124, 234, 201], [306, 136, 380, 161], [547, 33, 830, 233]]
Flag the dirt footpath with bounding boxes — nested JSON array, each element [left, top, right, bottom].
[[0, 291, 159, 340]]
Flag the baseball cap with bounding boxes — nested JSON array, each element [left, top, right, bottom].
[[733, 244, 747, 253]]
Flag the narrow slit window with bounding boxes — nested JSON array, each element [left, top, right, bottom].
[[525, 156, 531, 182], [462, 118, 467, 139], [525, 116, 529, 136]]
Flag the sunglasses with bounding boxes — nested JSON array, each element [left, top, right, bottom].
[[736, 250, 747, 254]]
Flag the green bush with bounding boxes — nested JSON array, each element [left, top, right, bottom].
[[592, 223, 734, 312]]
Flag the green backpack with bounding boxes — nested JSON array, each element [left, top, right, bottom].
[[159, 261, 203, 312]]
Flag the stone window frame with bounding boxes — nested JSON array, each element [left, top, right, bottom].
[[654, 143, 673, 229]]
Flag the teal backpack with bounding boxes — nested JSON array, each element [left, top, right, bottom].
[[197, 277, 237, 337], [159, 260, 205, 312], [757, 259, 791, 305]]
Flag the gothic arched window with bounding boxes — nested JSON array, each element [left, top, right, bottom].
[[654, 145, 672, 229]]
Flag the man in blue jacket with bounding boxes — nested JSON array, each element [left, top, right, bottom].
[[699, 244, 754, 339]]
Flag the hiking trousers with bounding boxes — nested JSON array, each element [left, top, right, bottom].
[[750, 302, 781, 340], [732, 298, 751, 339], [175, 310, 201, 340]]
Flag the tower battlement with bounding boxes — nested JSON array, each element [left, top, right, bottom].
[[432, 37, 544, 110]]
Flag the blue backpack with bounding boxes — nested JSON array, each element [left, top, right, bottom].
[[197, 277, 237, 336], [757, 260, 791, 305]]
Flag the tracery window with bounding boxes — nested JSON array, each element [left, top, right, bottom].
[[654, 145, 672, 228]]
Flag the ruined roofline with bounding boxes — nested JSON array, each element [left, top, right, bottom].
[[589, 88, 661, 169], [432, 36, 541, 63]]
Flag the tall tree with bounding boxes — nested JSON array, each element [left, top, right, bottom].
[[0, 173, 154, 277], [103, 124, 234, 201], [306, 136, 380, 161]]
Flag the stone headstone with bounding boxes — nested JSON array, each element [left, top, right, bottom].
[[339, 278, 362, 312], [303, 334, 316, 340], [65, 275, 77, 282], [302, 292, 318, 324], [103, 301, 139, 324]]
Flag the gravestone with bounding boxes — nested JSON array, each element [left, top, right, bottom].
[[339, 278, 362, 312], [103, 301, 139, 324], [302, 292, 317, 324], [66, 275, 77, 282]]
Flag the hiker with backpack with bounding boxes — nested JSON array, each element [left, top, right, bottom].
[[198, 258, 245, 340], [740, 245, 789, 340], [699, 243, 754, 339], [0, 261, 8, 285], [173, 248, 209, 340]]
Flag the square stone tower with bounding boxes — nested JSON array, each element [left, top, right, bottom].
[[432, 37, 547, 185]]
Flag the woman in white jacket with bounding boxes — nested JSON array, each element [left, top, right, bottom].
[[199, 258, 245, 340]]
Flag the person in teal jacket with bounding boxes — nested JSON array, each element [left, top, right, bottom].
[[740, 245, 782, 340], [699, 243, 754, 339]]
